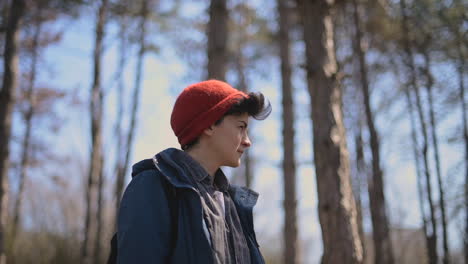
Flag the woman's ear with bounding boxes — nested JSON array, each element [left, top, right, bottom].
[[202, 125, 215, 136]]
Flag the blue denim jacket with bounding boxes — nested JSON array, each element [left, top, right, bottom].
[[116, 148, 265, 264]]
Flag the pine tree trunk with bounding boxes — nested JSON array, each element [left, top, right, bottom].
[[0, 0, 26, 262], [82, 0, 108, 263], [278, 0, 298, 263], [399, 1, 437, 263], [296, 0, 363, 262], [391, 56, 430, 264], [435, 11, 468, 260], [10, 15, 42, 251], [232, 3, 253, 188], [439, 8, 467, 260], [405, 84, 436, 263], [461, 59, 468, 264], [421, 48, 450, 264], [354, 125, 366, 263], [233, 45, 251, 188], [401, 68, 430, 264], [453, 27, 468, 264], [351, 0, 393, 263], [93, 154, 104, 264], [120, 0, 149, 204], [0, 1, 10, 34], [207, 0, 228, 80], [113, 15, 129, 226]]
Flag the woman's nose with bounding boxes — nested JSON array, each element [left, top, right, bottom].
[[242, 133, 251, 148]]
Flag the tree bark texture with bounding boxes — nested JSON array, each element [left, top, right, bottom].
[[297, 0, 363, 263], [351, 0, 394, 263], [278, 0, 298, 263], [207, 0, 228, 80], [82, 0, 108, 263], [0, 0, 26, 262]]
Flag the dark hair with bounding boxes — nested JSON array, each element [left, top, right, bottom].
[[182, 92, 271, 150]]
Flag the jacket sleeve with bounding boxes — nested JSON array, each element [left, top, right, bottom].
[[117, 170, 173, 263]]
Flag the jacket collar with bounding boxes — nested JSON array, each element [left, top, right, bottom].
[[229, 185, 259, 210], [169, 149, 230, 192], [153, 148, 258, 209]]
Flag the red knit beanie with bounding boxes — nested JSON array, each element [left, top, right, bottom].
[[171, 80, 248, 146]]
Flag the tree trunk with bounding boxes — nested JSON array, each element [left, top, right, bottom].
[[460, 56, 468, 264], [207, 0, 228, 80], [296, 0, 363, 262], [119, 0, 149, 213], [435, 17, 468, 258], [452, 24, 468, 264], [390, 56, 429, 264], [404, 74, 430, 264], [0, 0, 10, 36], [277, 0, 298, 263], [233, 51, 250, 187], [411, 51, 438, 264], [242, 151, 253, 187], [351, 0, 394, 263], [354, 125, 366, 263], [421, 48, 450, 264], [399, 1, 437, 263], [232, 2, 253, 189], [82, 0, 108, 263], [0, 0, 26, 262], [93, 154, 104, 264], [10, 14, 42, 251], [438, 7, 467, 260], [113, 15, 129, 226]]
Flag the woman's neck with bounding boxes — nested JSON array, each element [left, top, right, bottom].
[[185, 147, 219, 177]]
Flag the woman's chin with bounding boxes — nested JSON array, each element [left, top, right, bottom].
[[225, 159, 241, 168]]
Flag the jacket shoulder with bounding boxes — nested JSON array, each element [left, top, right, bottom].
[[126, 169, 166, 195], [117, 167, 175, 262]]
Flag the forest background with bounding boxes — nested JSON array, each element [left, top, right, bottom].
[[0, 0, 466, 263]]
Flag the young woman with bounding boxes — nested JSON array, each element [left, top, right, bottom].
[[112, 80, 271, 264]]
